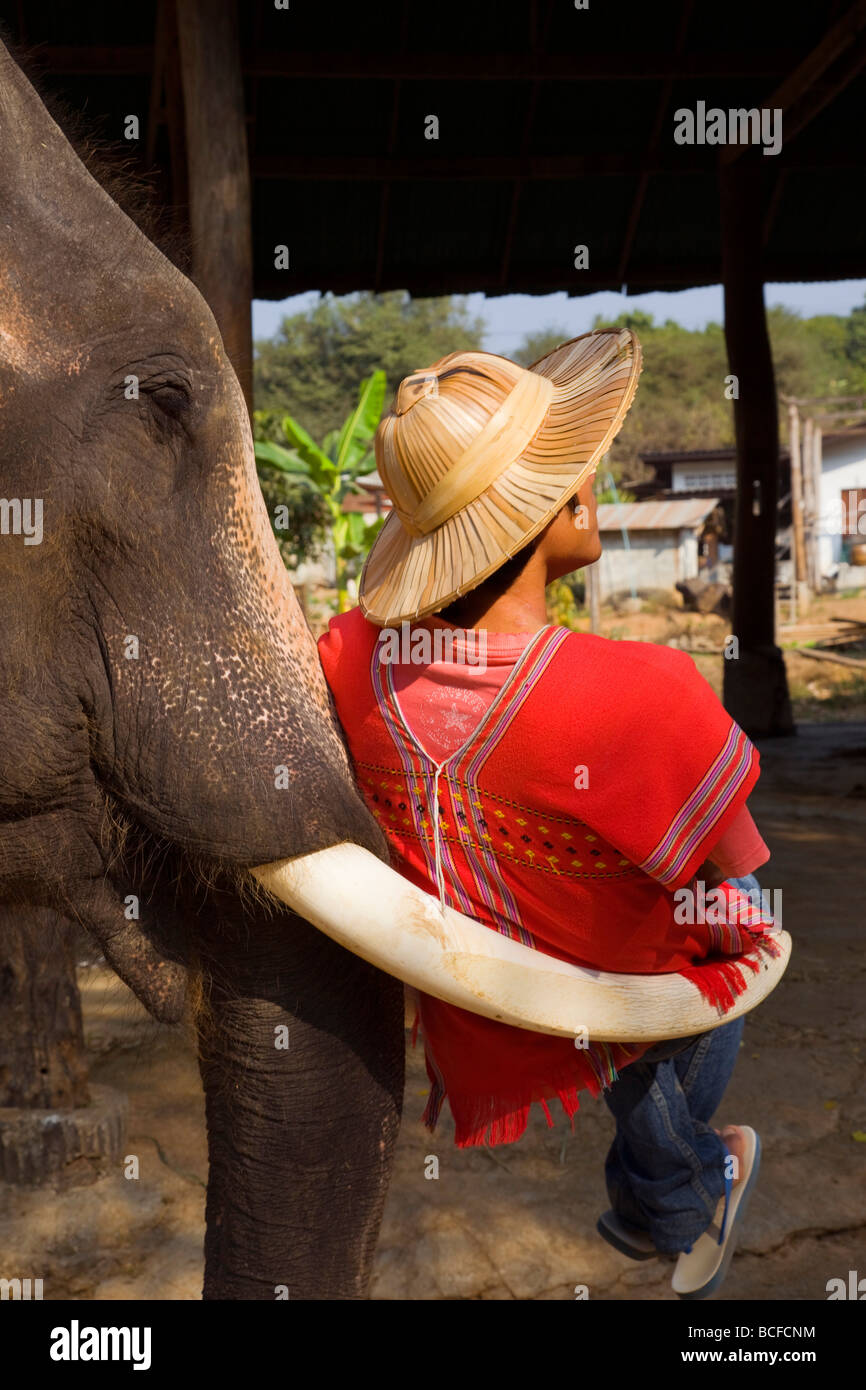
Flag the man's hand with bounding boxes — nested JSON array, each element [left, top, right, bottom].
[[696, 859, 728, 889]]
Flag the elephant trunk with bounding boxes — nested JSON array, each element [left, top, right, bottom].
[[195, 904, 404, 1300]]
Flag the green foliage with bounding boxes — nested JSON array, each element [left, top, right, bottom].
[[253, 290, 485, 444], [513, 299, 866, 483], [254, 371, 389, 610], [253, 410, 328, 569], [252, 290, 866, 565], [545, 576, 584, 629]]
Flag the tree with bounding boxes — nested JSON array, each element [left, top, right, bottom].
[[512, 302, 866, 483], [844, 297, 866, 385], [254, 372, 388, 611], [254, 410, 328, 570], [253, 291, 485, 443]]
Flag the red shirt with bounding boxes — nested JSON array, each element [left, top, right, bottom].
[[392, 617, 769, 882], [319, 609, 779, 1146]]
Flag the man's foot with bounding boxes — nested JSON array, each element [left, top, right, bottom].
[[715, 1124, 747, 1187], [596, 1210, 658, 1261], [672, 1125, 761, 1300]]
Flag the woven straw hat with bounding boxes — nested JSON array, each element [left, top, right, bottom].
[[359, 328, 642, 626]]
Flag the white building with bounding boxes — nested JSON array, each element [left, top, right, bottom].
[[594, 499, 721, 600], [817, 428, 866, 586], [639, 433, 866, 590]]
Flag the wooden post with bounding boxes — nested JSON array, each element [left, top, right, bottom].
[[788, 402, 807, 597], [0, 908, 89, 1111], [177, 0, 253, 415], [0, 907, 127, 1187], [587, 561, 601, 633], [718, 153, 794, 735], [802, 414, 815, 588], [812, 423, 823, 590]]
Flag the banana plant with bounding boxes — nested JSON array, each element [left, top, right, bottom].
[[254, 371, 388, 612]]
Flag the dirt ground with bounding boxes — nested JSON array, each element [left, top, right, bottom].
[[1, 610, 864, 1300], [575, 588, 866, 726]]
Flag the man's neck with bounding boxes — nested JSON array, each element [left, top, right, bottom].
[[440, 555, 549, 632]]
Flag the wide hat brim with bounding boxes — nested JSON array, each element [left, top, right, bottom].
[[359, 327, 642, 627]]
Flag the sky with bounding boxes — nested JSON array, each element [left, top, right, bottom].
[[252, 280, 866, 357]]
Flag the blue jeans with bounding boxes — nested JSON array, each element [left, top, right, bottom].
[[602, 874, 759, 1255]]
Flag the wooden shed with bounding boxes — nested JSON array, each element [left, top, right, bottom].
[[595, 498, 722, 600]]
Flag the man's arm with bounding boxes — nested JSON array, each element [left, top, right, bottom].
[[696, 805, 769, 888]]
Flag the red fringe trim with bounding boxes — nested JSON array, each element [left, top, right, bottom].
[[680, 929, 782, 1015], [420, 926, 782, 1149], [428, 1060, 611, 1149]]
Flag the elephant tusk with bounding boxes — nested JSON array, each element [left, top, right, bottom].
[[252, 843, 791, 1043]]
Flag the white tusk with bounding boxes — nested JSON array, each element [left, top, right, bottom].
[[252, 843, 791, 1043]]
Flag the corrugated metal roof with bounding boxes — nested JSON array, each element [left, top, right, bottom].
[[596, 499, 720, 531], [640, 449, 737, 463], [640, 448, 790, 465]]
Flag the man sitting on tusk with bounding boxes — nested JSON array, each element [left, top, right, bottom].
[[312, 330, 785, 1300]]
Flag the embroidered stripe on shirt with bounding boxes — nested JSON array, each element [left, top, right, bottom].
[[456, 627, 570, 944], [639, 725, 754, 885]]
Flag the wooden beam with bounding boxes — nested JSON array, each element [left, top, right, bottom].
[[146, 6, 166, 168], [617, 0, 694, 284], [719, 152, 794, 735], [250, 149, 866, 180], [498, 0, 556, 287], [780, 31, 866, 148], [244, 50, 799, 81], [33, 46, 801, 81], [177, 0, 253, 415], [374, 0, 409, 292], [252, 251, 866, 300], [761, 166, 788, 247], [720, 0, 866, 165], [796, 646, 866, 672], [786, 394, 866, 404]]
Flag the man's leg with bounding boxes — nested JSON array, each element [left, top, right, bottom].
[[601, 1016, 745, 1254]]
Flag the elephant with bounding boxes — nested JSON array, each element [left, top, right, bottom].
[[0, 40, 406, 1300], [0, 40, 790, 1300]]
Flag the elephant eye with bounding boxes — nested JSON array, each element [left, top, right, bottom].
[[147, 381, 191, 419]]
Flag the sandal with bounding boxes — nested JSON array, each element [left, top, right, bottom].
[[596, 1210, 658, 1261], [672, 1125, 761, 1300]]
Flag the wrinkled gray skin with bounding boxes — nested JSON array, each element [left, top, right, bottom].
[[0, 42, 404, 1298]]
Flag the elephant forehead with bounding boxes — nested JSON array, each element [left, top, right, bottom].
[[0, 280, 81, 381]]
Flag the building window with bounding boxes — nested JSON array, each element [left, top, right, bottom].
[[673, 469, 736, 492]]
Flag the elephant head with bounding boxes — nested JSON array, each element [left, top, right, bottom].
[[0, 40, 405, 1298]]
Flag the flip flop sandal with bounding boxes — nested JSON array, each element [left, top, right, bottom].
[[596, 1210, 658, 1261], [672, 1125, 761, 1300]]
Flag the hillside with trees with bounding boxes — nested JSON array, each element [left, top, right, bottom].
[[253, 290, 866, 518]]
